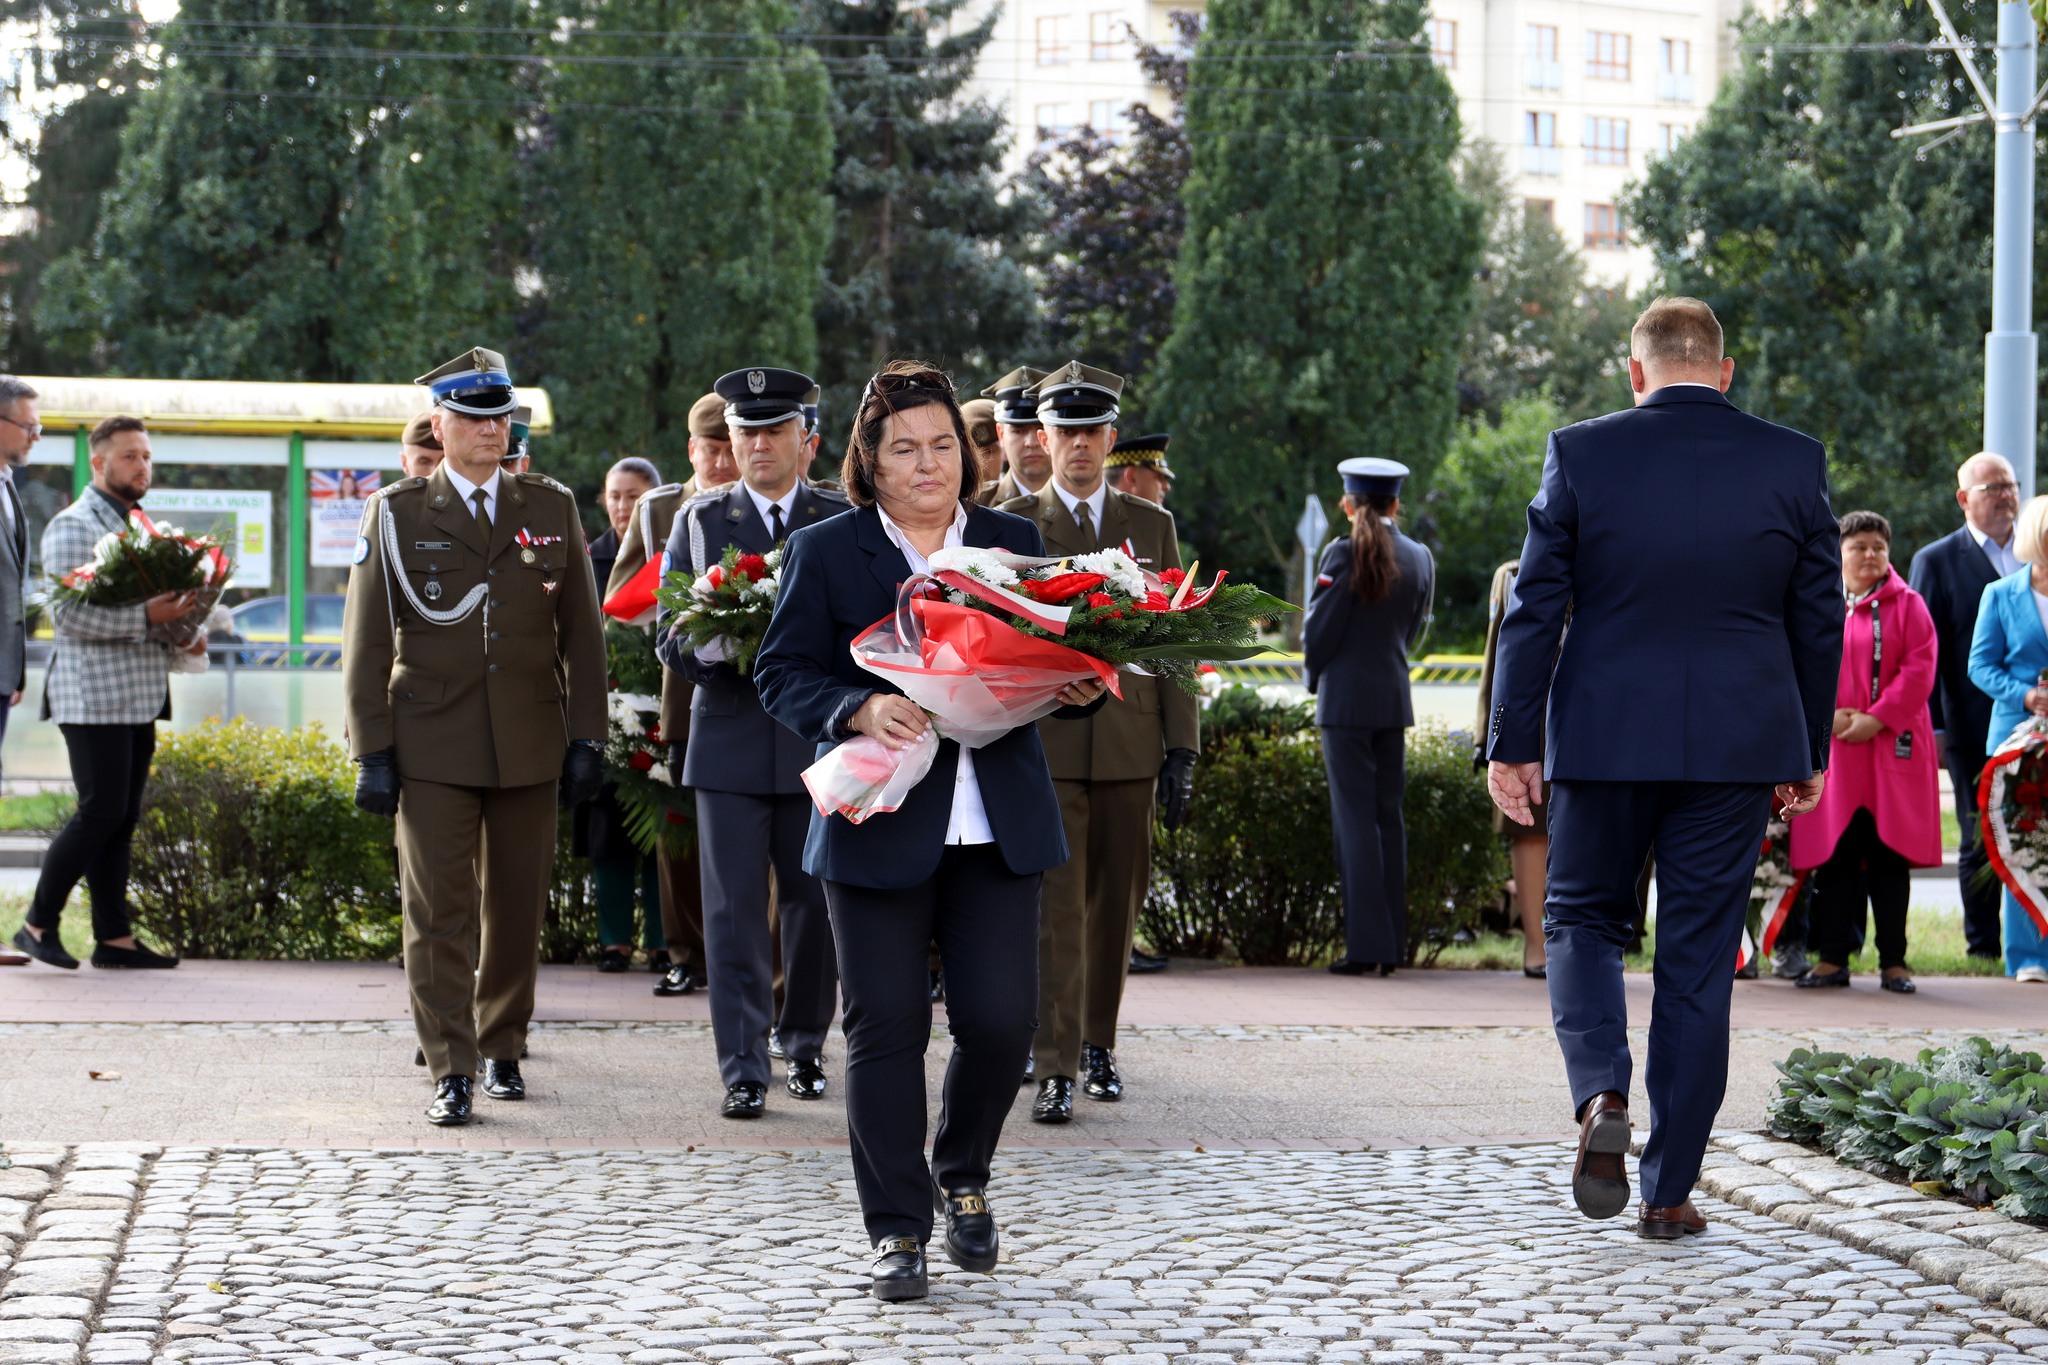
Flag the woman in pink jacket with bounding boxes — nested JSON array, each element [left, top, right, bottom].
[[1792, 510, 1942, 994]]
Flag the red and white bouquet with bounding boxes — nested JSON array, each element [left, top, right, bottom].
[[654, 544, 783, 677], [1741, 816, 1806, 974], [46, 511, 234, 648], [1978, 691, 2048, 939], [802, 547, 1289, 823]]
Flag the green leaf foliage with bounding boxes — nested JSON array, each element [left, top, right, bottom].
[[1401, 723, 1509, 966], [1150, 0, 1481, 588], [1411, 395, 1559, 650]]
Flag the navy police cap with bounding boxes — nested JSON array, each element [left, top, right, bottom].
[[715, 367, 814, 429], [1338, 457, 1409, 498]]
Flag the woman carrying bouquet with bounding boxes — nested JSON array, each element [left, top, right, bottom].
[[1965, 494, 2048, 983], [1791, 511, 1940, 993], [755, 360, 1107, 1302]]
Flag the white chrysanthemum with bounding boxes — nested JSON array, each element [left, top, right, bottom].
[[1068, 549, 1148, 598], [1197, 671, 1225, 699], [929, 546, 1019, 586], [2013, 847, 2038, 869], [1256, 683, 1299, 709]]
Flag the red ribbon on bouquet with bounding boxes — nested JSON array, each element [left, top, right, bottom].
[[1978, 730, 2048, 937]]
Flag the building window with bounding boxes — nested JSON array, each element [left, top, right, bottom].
[[1036, 16, 1071, 67], [1586, 31, 1631, 81], [1525, 198, 1556, 224], [1658, 39, 1695, 101], [1523, 111, 1560, 176], [1090, 12, 1128, 62], [1584, 116, 1630, 165], [1525, 25, 1561, 90], [1430, 18, 1457, 69], [1035, 103, 1077, 141], [1657, 122, 1687, 155], [1584, 202, 1625, 249], [1088, 99, 1131, 136]]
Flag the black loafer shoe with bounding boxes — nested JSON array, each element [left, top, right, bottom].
[[1081, 1043, 1123, 1102], [1128, 948, 1168, 974], [426, 1076, 472, 1126], [932, 1175, 999, 1272], [89, 941, 179, 969], [1881, 973, 1917, 994], [722, 1082, 767, 1119], [768, 1029, 786, 1061], [1031, 1076, 1074, 1124], [653, 965, 700, 997], [1020, 1055, 1036, 1087], [13, 926, 78, 970], [481, 1059, 525, 1101], [787, 1057, 827, 1100], [596, 949, 631, 974], [1796, 966, 1852, 989], [870, 1237, 928, 1301], [1327, 959, 1374, 976]]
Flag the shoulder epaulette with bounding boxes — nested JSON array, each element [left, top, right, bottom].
[[515, 471, 575, 496]]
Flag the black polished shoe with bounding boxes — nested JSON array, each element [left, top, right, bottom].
[[89, 941, 178, 969], [1081, 1043, 1123, 1102], [870, 1237, 928, 1302], [767, 1029, 786, 1061], [787, 1057, 827, 1100], [1523, 962, 1548, 980], [1796, 966, 1852, 989], [721, 1082, 767, 1119], [481, 1059, 525, 1101], [1128, 948, 1168, 974], [1031, 1077, 1075, 1124], [932, 1174, 999, 1272], [596, 949, 631, 974], [648, 950, 672, 974], [1881, 972, 1917, 994], [1020, 1055, 1036, 1087], [1327, 959, 1374, 976], [12, 926, 78, 970], [1377, 962, 1396, 978], [426, 1076, 472, 1126], [653, 965, 700, 997], [929, 968, 945, 1003]]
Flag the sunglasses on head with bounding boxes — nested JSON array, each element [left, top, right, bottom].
[[861, 368, 955, 404]]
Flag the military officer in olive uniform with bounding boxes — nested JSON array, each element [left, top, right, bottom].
[[343, 348, 607, 1127], [985, 366, 1049, 504], [656, 366, 850, 1120], [1001, 362, 1199, 1124]]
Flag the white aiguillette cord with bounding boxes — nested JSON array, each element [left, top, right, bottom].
[[380, 496, 489, 627]]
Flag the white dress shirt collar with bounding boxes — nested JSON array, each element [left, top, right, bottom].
[[442, 464, 502, 525], [1049, 478, 1108, 530], [745, 482, 799, 537], [1970, 521, 2024, 578], [875, 502, 969, 566]]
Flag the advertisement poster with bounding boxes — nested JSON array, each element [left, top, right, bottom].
[[142, 489, 273, 590], [309, 469, 380, 568]]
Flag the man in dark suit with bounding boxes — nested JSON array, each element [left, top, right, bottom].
[[1487, 297, 1840, 1240], [1907, 451, 2019, 961], [657, 367, 850, 1120]]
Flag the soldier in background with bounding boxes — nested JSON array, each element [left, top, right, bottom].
[[1002, 362, 1198, 1124], [342, 347, 607, 1126], [399, 412, 445, 480], [985, 366, 1048, 503], [1106, 434, 1173, 508], [961, 398, 1003, 504]]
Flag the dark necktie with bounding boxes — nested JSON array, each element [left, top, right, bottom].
[[770, 502, 787, 544], [1074, 500, 1096, 551], [471, 488, 492, 542]]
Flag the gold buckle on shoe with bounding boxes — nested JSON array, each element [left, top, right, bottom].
[[875, 1237, 920, 1258], [950, 1193, 988, 1216]]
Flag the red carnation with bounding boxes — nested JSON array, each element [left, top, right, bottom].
[[2021, 782, 2042, 805], [1198, 663, 1218, 674], [706, 565, 724, 588], [1159, 567, 1186, 588], [1087, 592, 1114, 608], [629, 751, 655, 772], [2019, 816, 2038, 833], [646, 725, 662, 742], [1759, 839, 1773, 857], [734, 553, 769, 581]]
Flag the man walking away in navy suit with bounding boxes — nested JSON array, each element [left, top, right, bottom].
[[1486, 297, 1841, 1240], [1907, 451, 2019, 962]]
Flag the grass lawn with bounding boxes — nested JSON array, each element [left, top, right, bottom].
[[0, 792, 74, 832]]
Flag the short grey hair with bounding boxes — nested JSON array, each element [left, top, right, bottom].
[[0, 376, 39, 415], [607, 456, 661, 486]]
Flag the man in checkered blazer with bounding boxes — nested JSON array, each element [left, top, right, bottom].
[[11, 416, 195, 971]]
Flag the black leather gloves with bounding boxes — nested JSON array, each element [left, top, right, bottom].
[[561, 741, 604, 809], [354, 748, 400, 818], [1157, 747, 1197, 831], [668, 742, 686, 787]]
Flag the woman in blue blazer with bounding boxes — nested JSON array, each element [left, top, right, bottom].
[[1964, 494, 2048, 982], [755, 361, 1107, 1302]]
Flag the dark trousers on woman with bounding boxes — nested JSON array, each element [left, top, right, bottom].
[[1810, 807, 1910, 971], [26, 722, 156, 942], [1321, 725, 1407, 964], [826, 844, 1041, 1246]]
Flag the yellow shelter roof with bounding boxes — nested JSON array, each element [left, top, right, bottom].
[[20, 376, 555, 439]]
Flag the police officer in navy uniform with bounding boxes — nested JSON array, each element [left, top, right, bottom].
[[656, 367, 851, 1119], [1302, 458, 1435, 977]]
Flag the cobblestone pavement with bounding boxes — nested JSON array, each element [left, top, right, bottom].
[[2, 1142, 2046, 1365], [4, 1024, 2039, 1151]]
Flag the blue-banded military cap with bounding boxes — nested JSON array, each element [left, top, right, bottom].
[[1108, 433, 1173, 479], [502, 404, 534, 465], [416, 346, 518, 417], [1034, 360, 1122, 428], [802, 384, 822, 435], [715, 367, 813, 428], [982, 366, 1047, 426], [1338, 457, 1410, 498]]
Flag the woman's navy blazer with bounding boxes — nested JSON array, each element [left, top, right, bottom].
[[755, 502, 1086, 890]]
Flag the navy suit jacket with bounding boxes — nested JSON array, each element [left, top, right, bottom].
[[1907, 524, 2000, 759], [755, 502, 1085, 889], [656, 481, 850, 794], [1485, 386, 1841, 783]]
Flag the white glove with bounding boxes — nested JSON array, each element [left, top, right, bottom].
[[695, 635, 734, 664]]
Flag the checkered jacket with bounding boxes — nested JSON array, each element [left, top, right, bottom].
[[40, 488, 171, 726]]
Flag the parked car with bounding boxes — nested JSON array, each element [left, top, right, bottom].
[[229, 594, 344, 667]]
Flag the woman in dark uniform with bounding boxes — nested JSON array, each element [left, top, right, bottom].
[[1302, 458, 1435, 976]]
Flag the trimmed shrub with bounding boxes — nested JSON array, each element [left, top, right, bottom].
[[129, 719, 401, 959], [1402, 723, 1509, 966]]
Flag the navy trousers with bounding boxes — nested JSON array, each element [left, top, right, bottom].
[[1545, 779, 1774, 1207], [1321, 725, 1407, 965]]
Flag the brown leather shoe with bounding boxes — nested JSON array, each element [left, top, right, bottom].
[[1637, 1199, 1708, 1239], [1572, 1092, 1631, 1219]]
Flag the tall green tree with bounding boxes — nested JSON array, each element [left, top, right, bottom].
[[1149, 0, 1480, 588], [797, 0, 1038, 435], [1625, 0, 2012, 563], [1412, 394, 1558, 649], [35, 0, 526, 380], [528, 0, 833, 493]]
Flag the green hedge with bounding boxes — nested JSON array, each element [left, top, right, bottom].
[[1772, 1038, 2048, 1218], [1142, 686, 1505, 967]]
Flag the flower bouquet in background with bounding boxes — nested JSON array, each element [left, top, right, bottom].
[[802, 549, 1292, 824], [1977, 669, 2048, 940], [44, 512, 233, 648], [600, 621, 692, 857], [654, 544, 782, 676], [1742, 816, 1806, 975]]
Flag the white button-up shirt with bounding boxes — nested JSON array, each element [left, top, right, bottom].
[[876, 502, 993, 846], [1972, 522, 2023, 580], [745, 483, 798, 538], [443, 464, 502, 527]]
